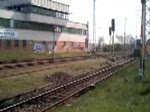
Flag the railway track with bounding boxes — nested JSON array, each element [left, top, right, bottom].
[[0, 55, 103, 70], [0, 58, 136, 112], [0, 53, 129, 79], [0, 58, 109, 79], [0, 61, 109, 108], [0, 54, 130, 70]]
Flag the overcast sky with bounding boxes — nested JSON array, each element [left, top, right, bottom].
[[56, 0, 141, 44]]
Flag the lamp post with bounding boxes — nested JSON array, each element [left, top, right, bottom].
[[52, 26, 56, 61]]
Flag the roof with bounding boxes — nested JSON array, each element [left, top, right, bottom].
[[0, 0, 69, 13]]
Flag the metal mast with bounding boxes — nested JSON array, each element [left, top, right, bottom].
[[93, 0, 96, 51], [140, 0, 146, 77], [146, 0, 150, 40]]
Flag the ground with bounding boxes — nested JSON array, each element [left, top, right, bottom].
[[0, 58, 107, 100], [0, 52, 88, 61], [51, 58, 150, 112]]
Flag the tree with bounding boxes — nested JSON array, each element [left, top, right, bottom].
[[96, 36, 104, 51], [103, 43, 122, 52], [116, 34, 124, 45], [125, 34, 134, 51], [116, 34, 134, 51]]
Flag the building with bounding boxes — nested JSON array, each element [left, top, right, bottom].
[[0, 0, 88, 53]]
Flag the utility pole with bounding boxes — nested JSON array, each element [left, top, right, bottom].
[[86, 21, 89, 52], [146, 0, 150, 40], [93, 0, 96, 51], [136, 24, 137, 38], [124, 18, 127, 51], [139, 0, 146, 77], [52, 26, 56, 62]]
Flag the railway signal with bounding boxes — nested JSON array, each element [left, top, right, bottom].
[[109, 27, 112, 53]]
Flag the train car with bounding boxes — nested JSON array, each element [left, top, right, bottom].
[[133, 39, 141, 57]]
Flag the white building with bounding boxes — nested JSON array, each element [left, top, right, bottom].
[[0, 0, 88, 53]]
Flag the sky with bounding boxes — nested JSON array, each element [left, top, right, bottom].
[[56, 0, 142, 44]]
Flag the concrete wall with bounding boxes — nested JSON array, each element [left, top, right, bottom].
[[0, 39, 31, 53], [26, 14, 87, 29], [0, 39, 86, 53], [26, 13, 68, 26], [31, 0, 69, 13], [0, 9, 68, 26], [0, 9, 26, 21], [0, 28, 87, 53], [0, 28, 86, 42], [0, 0, 31, 8], [0, 0, 69, 13], [0, 9, 87, 53], [0, 9, 86, 30], [66, 21, 87, 29]]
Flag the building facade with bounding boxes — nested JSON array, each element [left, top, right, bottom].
[[0, 0, 88, 53]]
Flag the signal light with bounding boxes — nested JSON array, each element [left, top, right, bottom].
[[109, 27, 112, 36], [111, 19, 115, 32]]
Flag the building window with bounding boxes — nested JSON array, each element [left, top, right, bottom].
[[0, 18, 10, 27], [6, 40, 11, 48], [70, 28, 74, 34], [64, 14, 67, 19], [22, 40, 27, 48], [66, 14, 69, 20], [62, 27, 69, 33], [54, 41, 57, 46], [56, 26, 61, 32], [78, 43, 81, 47], [60, 13, 64, 19], [10, 19, 14, 28], [31, 6, 38, 13], [1, 18, 87, 35], [52, 11, 56, 17], [14, 40, 19, 48], [71, 42, 74, 47], [58, 12, 61, 18], [63, 41, 66, 46], [56, 12, 59, 18], [42, 41, 46, 45], [83, 30, 86, 35]]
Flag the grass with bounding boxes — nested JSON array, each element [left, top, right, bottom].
[[51, 58, 150, 112], [0, 59, 106, 100], [0, 52, 88, 61], [0, 74, 48, 99], [0, 51, 129, 61]]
